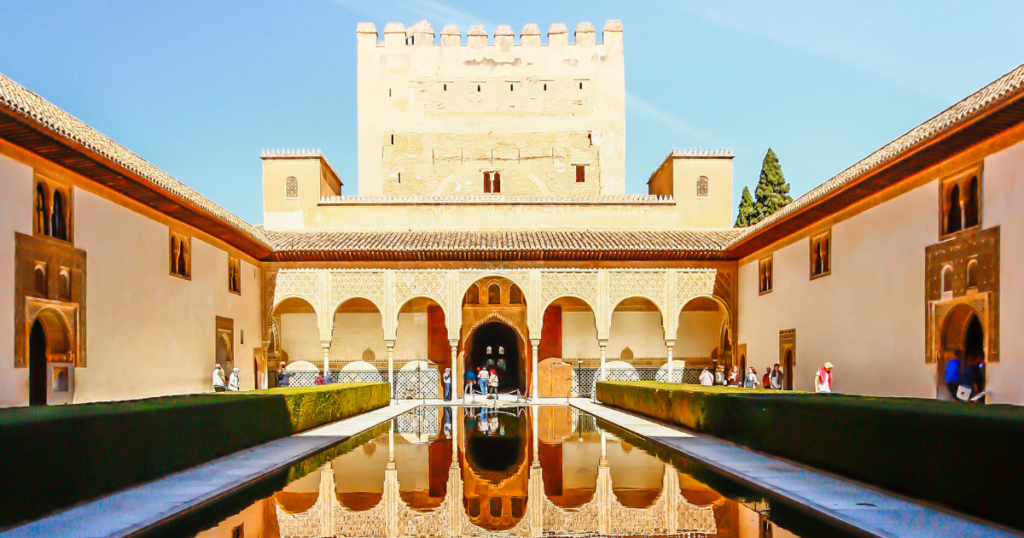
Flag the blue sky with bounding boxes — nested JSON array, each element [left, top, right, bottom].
[[2, 1, 1022, 225]]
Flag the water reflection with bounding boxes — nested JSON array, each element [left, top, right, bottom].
[[192, 406, 814, 538]]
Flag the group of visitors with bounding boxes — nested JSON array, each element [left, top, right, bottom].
[[276, 361, 291, 387], [313, 370, 334, 385], [697, 365, 771, 389], [944, 350, 986, 402], [462, 366, 500, 399], [212, 364, 241, 392]]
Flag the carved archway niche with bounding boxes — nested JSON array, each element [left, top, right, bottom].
[[461, 276, 530, 397]]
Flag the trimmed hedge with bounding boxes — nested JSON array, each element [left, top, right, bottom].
[[597, 381, 1024, 530], [0, 382, 389, 530]]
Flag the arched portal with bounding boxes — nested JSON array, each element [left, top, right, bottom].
[[460, 277, 530, 397], [467, 321, 524, 394], [270, 296, 320, 384], [29, 320, 47, 406], [677, 296, 730, 372], [938, 304, 986, 399]]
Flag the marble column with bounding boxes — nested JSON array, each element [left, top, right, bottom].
[[531, 339, 541, 401], [450, 338, 459, 400], [320, 340, 331, 380], [386, 340, 396, 400], [666, 340, 675, 383], [599, 340, 608, 381]]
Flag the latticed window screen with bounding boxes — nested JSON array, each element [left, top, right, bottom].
[[696, 176, 709, 198], [285, 177, 298, 198]]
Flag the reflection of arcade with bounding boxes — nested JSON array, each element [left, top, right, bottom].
[[466, 322, 523, 395], [461, 406, 531, 529]]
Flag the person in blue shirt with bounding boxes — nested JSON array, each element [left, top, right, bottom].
[[464, 367, 476, 398], [944, 351, 962, 399]]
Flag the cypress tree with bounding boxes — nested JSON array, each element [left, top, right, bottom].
[[734, 186, 756, 227], [752, 148, 793, 223]]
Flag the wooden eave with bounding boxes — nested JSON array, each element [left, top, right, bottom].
[[268, 249, 732, 262], [0, 107, 273, 259], [726, 88, 1024, 259]]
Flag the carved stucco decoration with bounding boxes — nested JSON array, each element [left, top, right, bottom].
[[272, 269, 322, 313], [675, 269, 717, 307], [540, 271, 599, 311], [394, 270, 449, 314], [330, 270, 386, 312], [459, 270, 530, 300]]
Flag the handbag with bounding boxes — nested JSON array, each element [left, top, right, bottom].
[[956, 385, 972, 401]]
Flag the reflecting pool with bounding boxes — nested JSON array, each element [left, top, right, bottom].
[[171, 406, 854, 538]]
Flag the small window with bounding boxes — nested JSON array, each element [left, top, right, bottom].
[[466, 284, 480, 305], [587, 133, 592, 145], [34, 265, 47, 297], [228, 257, 241, 294], [390, 134, 394, 145], [942, 266, 954, 294], [488, 283, 501, 304], [758, 256, 773, 295], [58, 269, 71, 300], [810, 230, 832, 279], [509, 285, 523, 304], [484, 171, 501, 193], [35, 183, 50, 236], [170, 233, 191, 279], [231, 524, 244, 538], [51, 189, 68, 240], [543, 83, 547, 91], [483, 172, 491, 193], [945, 184, 962, 235], [477, 85, 481, 92], [397, 172, 401, 184], [388, 88, 391, 97], [510, 84, 513, 91], [575, 165, 585, 183], [493, 172, 501, 193], [964, 175, 980, 228], [579, 82, 583, 89], [443, 83, 447, 91], [966, 260, 979, 290], [284, 177, 298, 199], [696, 176, 709, 198]]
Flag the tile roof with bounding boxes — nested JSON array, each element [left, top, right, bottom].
[[733, 63, 1024, 246], [263, 229, 745, 261], [0, 71, 271, 249]]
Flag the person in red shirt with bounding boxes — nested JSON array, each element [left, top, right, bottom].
[[815, 362, 834, 393]]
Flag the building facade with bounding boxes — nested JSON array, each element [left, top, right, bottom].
[[1, 22, 1023, 407]]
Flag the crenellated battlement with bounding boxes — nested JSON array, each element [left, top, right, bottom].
[[356, 20, 622, 49]]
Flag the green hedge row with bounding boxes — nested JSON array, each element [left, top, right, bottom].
[[597, 381, 1024, 530], [0, 383, 390, 530]]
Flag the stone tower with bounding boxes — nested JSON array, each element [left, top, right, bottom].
[[356, 21, 626, 197]]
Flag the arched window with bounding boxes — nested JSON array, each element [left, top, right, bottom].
[[823, 238, 831, 273], [814, 243, 823, 275], [483, 172, 491, 193], [58, 270, 71, 301], [466, 284, 480, 304], [35, 183, 50, 236], [493, 172, 501, 193], [696, 176, 709, 198], [509, 285, 523, 304], [170, 234, 191, 279], [759, 257, 773, 294], [966, 260, 979, 289], [285, 177, 298, 199], [51, 190, 67, 240], [34, 266, 47, 297], [487, 283, 501, 304], [490, 498, 502, 518], [942, 266, 953, 294], [946, 184, 962, 235], [228, 258, 241, 294], [964, 175, 980, 228]]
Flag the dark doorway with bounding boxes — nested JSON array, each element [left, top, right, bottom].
[[468, 322, 523, 394], [29, 320, 48, 406], [783, 350, 794, 390]]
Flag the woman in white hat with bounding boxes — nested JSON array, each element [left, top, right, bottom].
[[228, 367, 242, 391]]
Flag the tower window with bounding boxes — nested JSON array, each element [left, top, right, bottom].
[[477, 85, 481, 92], [397, 172, 401, 184], [940, 165, 982, 239], [696, 176, 709, 198], [575, 165, 585, 183], [810, 230, 831, 279], [483, 172, 491, 193], [170, 232, 191, 280], [510, 84, 513, 91], [34, 183, 50, 236], [488, 283, 501, 304], [579, 82, 583, 89], [443, 83, 447, 91], [228, 257, 241, 294], [390, 134, 394, 145], [543, 83, 547, 91], [942, 266, 953, 294], [759, 256, 773, 295], [587, 133, 592, 145], [966, 260, 979, 290], [484, 171, 501, 193], [285, 177, 298, 199]]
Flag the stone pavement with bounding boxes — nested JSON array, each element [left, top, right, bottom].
[[572, 399, 1022, 538], [0, 400, 420, 538]]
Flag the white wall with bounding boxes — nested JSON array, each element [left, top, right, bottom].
[[608, 312, 667, 359], [562, 311, 599, 358], [737, 139, 1024, 403], [281, 311, 427, 365], [74, 188, 263, 401], [0, 154, 33, 406], [675, 311, 724, 358]]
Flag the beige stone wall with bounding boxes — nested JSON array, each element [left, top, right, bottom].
[[280, 311, 428, 365], [0, 154, 33, 407], [648, 153, 734, 228], [357, 21, 625, 197], [675, 311, 724, 357], [737, 138, 1024, 404], [75, 188, 264, 401], [262, 155, 341, 230]]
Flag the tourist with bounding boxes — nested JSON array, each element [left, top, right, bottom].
[[728, 366, 741, 387], [464, 367, 476, 398], [815, 362, 834, 393], [713, 366, 726, 386], [699, 368, 714, 386], [322, 370, 333, 384], [228, 367, 241, 391], [314, 372, 324, 385], [770, 364, 783, 390], [277, 361, 290, 387], [478, 367, 489, 395], [488, 369, 499, 399], [945, 351, 963, 400], [761, 367, 771, 389], [958, 354, 986, 402], [744, 367, 759, 388], [443, 367, 452, 401], [212, 364, 227, 392]]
